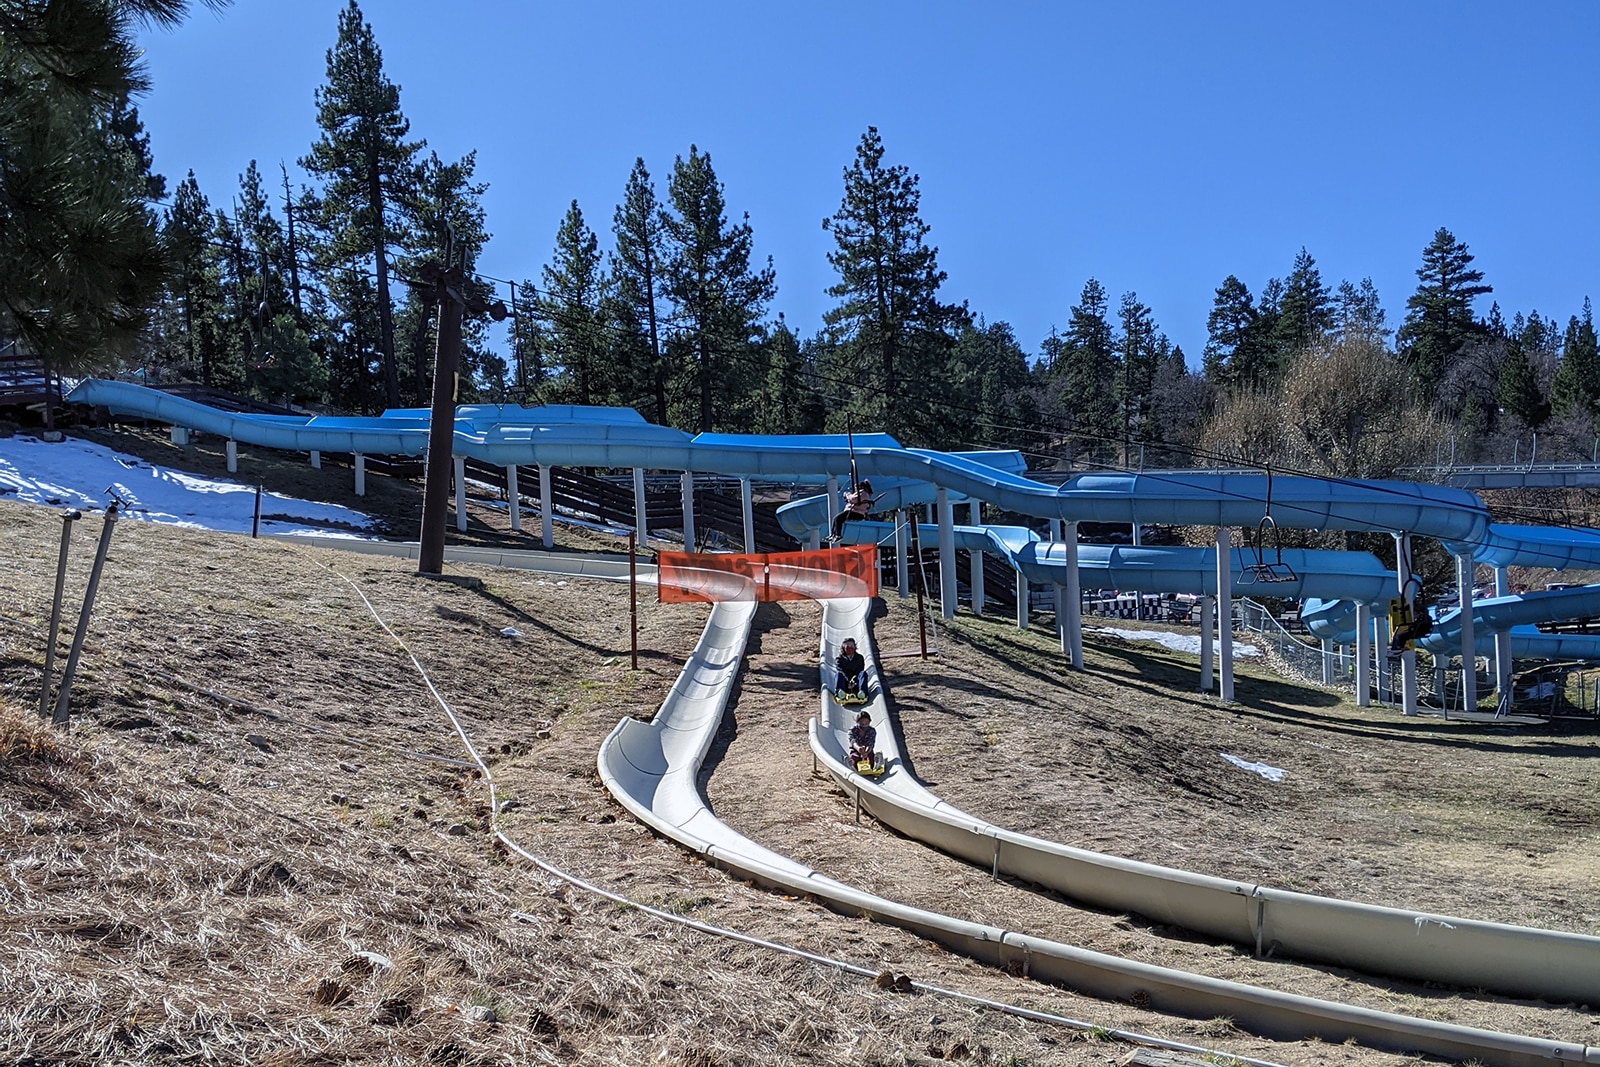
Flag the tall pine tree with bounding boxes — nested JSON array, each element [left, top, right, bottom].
[[1550, 298, 1599, 422], [1276, 247, 1334, 355], [300, 0, 421, 410], [1397, 227, 1492, 396], [610, 158, 669, 423], [660, 145, 775, 432], [1202, 275, 1260, 390], [821, 127, 961, 445], [1046, 278, 1118, 464], [538, 200, 610, 407]]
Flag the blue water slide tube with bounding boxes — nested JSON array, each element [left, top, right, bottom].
[[1448, 523, 1600, 571], [1304, 584, 1600, 661], [836, 521, 1396, 604], [68, 379, 1490, 541]]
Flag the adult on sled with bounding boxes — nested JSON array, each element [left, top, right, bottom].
[[848, 710, 877, 766], [829, 479, 874, 543], [835, 637, 867, 700]]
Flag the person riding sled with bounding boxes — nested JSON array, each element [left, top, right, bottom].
[[835, 637, 866, 699], [848, 710, 877, 766], [829, 479, 874, 543]]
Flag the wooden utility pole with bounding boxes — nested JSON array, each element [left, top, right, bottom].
[[413, 257, 507, 576]]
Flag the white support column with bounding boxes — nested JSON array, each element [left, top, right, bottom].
[[1376, 612, 1392, 702], [1355, 602, 1372, 706], [354, 453, 366, 497], [895, 512, 909, 598], [1321, 640, 1335, 685], [226, 439, 238, 473], [1395, 532, 1419, 716], [1216, 528, 1234, 702], [968, 501, 984, 616], [170, 426, 188, 446], [1064, 521, 1082, 669], [825, 474, 839, 539], [936, 488, 955, 619], [453, 455, 467, 532], [681, 471, 696, 551], [506, 465, 521, 532], [1457, 553, 1477, 711], [1198, 596, 1215, 691], [633, 467, 647, 546], [740, 476, 755, 553], [1494, 565, 1513, 710], [1016, 573, 1030, 631], [808, 529, 821, 550], [539, 464, 553, 549], [309, 450, 321, 469], [1054, 584, 1068, 652]]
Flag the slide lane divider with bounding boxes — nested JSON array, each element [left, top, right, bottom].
[[600, 594, 1594, 1066]]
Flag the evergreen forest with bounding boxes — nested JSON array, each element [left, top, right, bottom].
[[5, 0, 1597, 482]]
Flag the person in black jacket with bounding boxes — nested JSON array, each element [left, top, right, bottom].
[[835, 637, 866, 697]]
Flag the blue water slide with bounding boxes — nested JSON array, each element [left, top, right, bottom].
[[69, 379, 1491, 540], [1304, 583, 1600, 661], [836, 520, 1395, 603], [1448, 523, 1600, 571]]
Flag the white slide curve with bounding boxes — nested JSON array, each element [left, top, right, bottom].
[[600, 594, 1594, 1066], [808, 602, 1600, 1007]]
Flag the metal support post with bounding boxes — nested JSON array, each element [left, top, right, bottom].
[[681, 471, 696, 551], [540, 464, 553, 549], [453, 455, 468, 532], [936, 488, 955, 619], [1355, 602, 1372, 706], [53, 504, 119, 725], [1216, 528, 1234, 702], [39, 509, 81, 718]]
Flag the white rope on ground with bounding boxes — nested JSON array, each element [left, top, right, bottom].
[[325, 563, 1285, 1067]]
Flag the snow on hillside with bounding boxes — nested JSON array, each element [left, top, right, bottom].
[[0, 433, 374, 537]]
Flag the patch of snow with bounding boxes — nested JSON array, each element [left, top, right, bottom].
[[1087, 626, 1260, 658], [1220, 752, 1286, 781], [0, 434, 375, 537]]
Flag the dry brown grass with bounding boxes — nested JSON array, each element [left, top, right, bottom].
[[3, 486, 1598, 1066]]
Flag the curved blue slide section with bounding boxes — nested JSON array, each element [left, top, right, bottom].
[[833, 520, 1397, 604], [69, 378, 1489, 541]]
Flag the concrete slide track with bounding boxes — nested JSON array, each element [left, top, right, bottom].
[[599, 591, 1595, 1065]]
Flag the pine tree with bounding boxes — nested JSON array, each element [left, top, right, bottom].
[[1202, 275, 1258, 389], [1397, 227, 1492, 395], [947, 319, 1035, 451], [751, 317, 824, 434], [1115, 292, 1160, 462], [538, 200, 610, 407], [161, 171, 227, 385], [611, 158, 669, 424], [0, 0, 190, 395], [821, 127, 960, 445], [1276, 247, 1334, 355], [300, 0, 422, 410], [1046, 278, 1118, 464], [1336, 278, 1389, 344], [1497, 333, 1548, 428], [1550, 298, 1599, 421], [395, 150, 490, 404], [660, 145, 775, 432]]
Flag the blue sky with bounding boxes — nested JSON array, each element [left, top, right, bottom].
[[136, 1, 1599, 367]]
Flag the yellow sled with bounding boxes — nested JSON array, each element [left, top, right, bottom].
[[835, 687, 869, 707], [854, 754, 886, 777]]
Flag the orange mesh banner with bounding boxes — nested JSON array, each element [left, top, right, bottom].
[[657, 545, 879, 603]]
